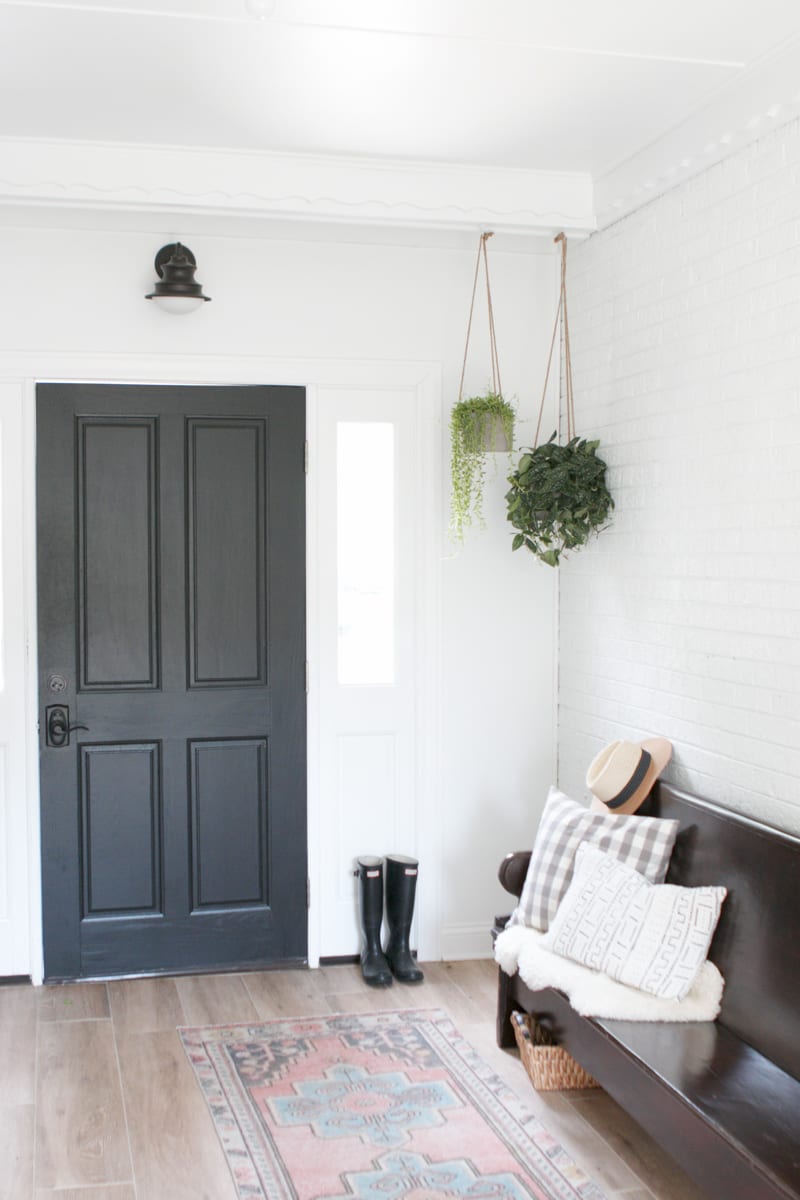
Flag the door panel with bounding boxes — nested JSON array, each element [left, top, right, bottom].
[[78, 417, 159, 690], [38, 383, 306, 981], [81, 742, 161, 916], [189, 737, 268, 909], [187, 419, 267, 687]]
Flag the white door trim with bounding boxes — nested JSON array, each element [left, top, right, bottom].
[[23, 381, 43, 985], [411, 368, 443, 962], [309, 377, 442, 964], [10, 351, 440, 983]]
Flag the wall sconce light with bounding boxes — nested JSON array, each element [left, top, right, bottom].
[[145, 243, 211, 314]]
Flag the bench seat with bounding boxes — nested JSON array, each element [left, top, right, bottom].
[[495, 783, 800, 1200]]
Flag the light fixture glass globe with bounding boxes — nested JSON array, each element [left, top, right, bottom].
[[151, 295, 206, 316], [245, 0, 275, 17]]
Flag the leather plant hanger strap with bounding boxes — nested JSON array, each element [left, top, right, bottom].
[[458, 231, 503, 402], [534, 232, 576, 448]]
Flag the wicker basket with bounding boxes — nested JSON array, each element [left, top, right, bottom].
[[510, 1011, 599, 1091]]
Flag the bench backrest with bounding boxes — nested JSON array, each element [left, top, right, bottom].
[[642, 783, 800, 1080]]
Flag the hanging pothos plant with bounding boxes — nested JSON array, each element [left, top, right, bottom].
[[506, 232, 613, 566], [449, 232, 515, 545], [506, 432, 613, 566]]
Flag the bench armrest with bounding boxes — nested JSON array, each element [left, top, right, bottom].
[[498, 851, 531, 899]]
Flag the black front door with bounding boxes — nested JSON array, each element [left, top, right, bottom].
[[37, 383, 307, 980]]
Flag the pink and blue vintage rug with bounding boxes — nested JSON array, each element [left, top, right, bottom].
[[180, 1008, 607, 1200]]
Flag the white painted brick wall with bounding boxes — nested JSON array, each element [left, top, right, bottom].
[[559, 117, 800, 834]]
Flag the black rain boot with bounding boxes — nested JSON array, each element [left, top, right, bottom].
[[385, 855, 424, 983], [356, 857, 392, 987]]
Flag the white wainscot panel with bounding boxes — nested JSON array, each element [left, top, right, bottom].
[[0, 747, 7, 921], [0, 383, 30, 975], [336, 732, 398, 902]]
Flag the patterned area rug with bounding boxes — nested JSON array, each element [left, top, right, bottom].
[[180, 1008, 607, 1200]]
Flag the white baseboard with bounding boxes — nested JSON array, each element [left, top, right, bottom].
[[439, 923, 495, 962]]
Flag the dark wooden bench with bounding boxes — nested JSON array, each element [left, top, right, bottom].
[[494, 782, 800, 1200]]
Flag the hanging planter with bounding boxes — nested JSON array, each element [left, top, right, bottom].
[[450, 390, 515, 543], [506, 233, 613, 567], [449, 232, 516, 545]]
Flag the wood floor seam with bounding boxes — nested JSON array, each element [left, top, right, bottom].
[[109, 990, 138, 1200], [31, 983, 42, 1197], [567, 1097, 659, 1196], [39, 1016, 111, 1025]]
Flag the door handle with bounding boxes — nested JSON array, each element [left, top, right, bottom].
[[45, 705, 89, 749]]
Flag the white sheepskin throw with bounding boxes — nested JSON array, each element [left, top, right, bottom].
[[495, 923, 724, 1022]]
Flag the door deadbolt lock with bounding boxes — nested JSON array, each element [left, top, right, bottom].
[[45, 705, 89, 749]]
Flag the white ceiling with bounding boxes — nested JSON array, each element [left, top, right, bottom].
[[2, 0, 800, 232]]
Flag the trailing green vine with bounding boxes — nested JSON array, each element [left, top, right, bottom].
[[449, 391, 515, 544], [506, 432, 613, 566]]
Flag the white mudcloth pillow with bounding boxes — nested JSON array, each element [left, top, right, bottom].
[[509, 786, 678, 931], [542, 844, 727, 1001]]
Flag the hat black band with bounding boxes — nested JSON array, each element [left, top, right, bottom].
[[606, 749, 652, 810]]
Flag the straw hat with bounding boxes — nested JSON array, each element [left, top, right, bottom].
[[586, 737, 672, 816]]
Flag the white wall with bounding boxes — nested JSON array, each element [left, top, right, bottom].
[[0, 211, 557, 970], [560, 118, 800, 834]]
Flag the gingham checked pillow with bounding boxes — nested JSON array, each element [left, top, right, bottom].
[[508, 786, 679, 932]]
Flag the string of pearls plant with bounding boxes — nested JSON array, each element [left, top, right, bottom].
[[449, 391, 516, 544]]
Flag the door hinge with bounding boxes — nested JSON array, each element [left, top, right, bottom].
[[306, 877, 311, 909], [304, 440, 309, 474]]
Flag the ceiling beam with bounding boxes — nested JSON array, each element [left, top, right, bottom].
[[0, 137, 596, 237]]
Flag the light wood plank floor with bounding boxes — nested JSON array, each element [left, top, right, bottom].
[[0, 960, 709, 1200]]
